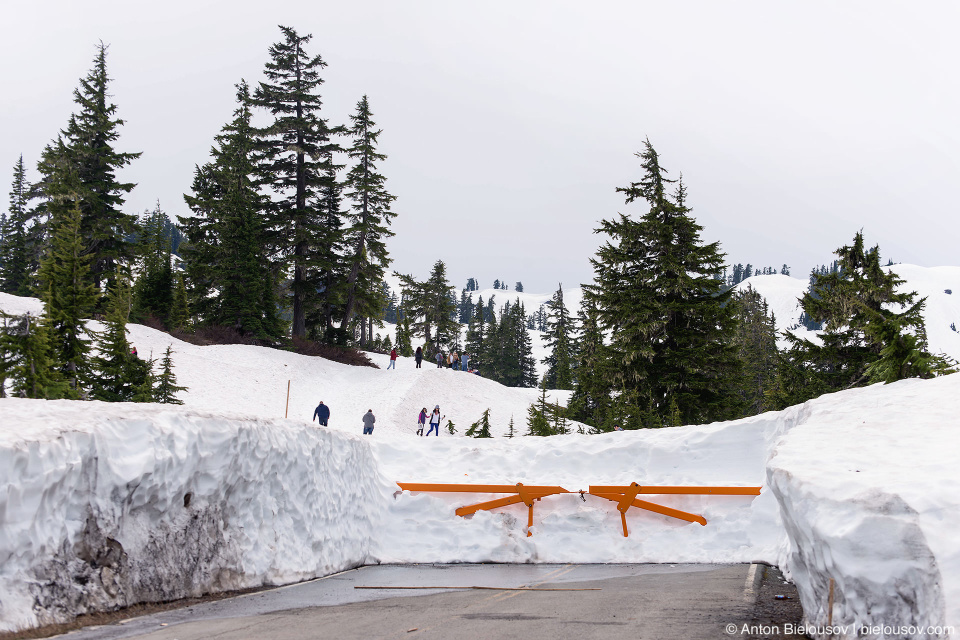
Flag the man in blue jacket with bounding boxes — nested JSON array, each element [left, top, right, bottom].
[[313, 401, 331, 426]]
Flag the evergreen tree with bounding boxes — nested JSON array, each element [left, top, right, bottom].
[[37, 202, 98, 396], [581, 142, 739, 427], [182, 81, 283, 340], [542, 284, 574, 389], [132, 203, 174, 324], [445, 419, 457, 435], [465, 296, 486, 370], [465, 408, 493, 438], [340, 96, 397, 330], [567, 298, 612, 430], [89, 273, 150, 401], [525, 382, 554, 436], [779, 232, 952, 403], [514, 302, 538, 387], [397, 311, 414, 356], [1, 155, 35, 295], [252, 26, 340, 338], [730, 285, 778, 416], [131, 353, 157, 403], [168, 271, 190, 330], [4, 312, 69, 399], [505, 415, 516, 438], [36, 43, 141, 292], [515, 282, 523, 292], [396, 260, 458, 349]]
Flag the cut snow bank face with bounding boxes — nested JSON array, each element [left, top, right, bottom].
[[767, 374, 960, 636], [0, 400, 389, 632]]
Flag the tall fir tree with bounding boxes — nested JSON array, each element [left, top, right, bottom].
[[567, 298, 613, 430], [36, 43, 141, 292], [168, 271, 190, 330], [37, 202, 98, 396], [1, 155, 36, 295], [396, 260, 458, 349], [582, 141, 740, 427], [340, 96, 397, 330], [542, 284, 574, 389], [464, 296, 486, 370], [182, 81, 284, 340], [252, 26, 340, 339], [132, 203, 174, 324], [729, 285, 778, 416]]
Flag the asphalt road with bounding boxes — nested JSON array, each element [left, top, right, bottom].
[[54, 563, 796, 640]]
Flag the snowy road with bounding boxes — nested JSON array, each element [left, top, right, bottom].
[[51, 563, 792, 640]]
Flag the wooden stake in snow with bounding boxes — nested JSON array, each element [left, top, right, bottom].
[[285, 380, 291, 419]]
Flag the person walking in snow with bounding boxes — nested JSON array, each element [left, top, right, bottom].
[[435, 350, 443, 368], [417, 407, 428, 436], [313, 401, 331, 426], [461, 351, 469, 372], [426, 405, 443, 436], [362, 409, 376, 435], [415, 346, 423, 368], [387, 347, 397, 369]]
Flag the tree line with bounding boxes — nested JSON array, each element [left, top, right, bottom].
[[0, 31, 953, 423]]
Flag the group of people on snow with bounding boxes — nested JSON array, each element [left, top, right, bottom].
[[313, 401, 447, 438], [389, 346, 473, 372]]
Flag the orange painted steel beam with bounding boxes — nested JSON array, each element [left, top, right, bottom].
[[590, 492, 708, 529], [455, 494, 526, 516], [397, 482, 568, 494], [588, 485, 761, 496], [398, 482, 569, 537]]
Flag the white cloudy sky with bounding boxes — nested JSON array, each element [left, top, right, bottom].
[[2, 1, 958, 294]]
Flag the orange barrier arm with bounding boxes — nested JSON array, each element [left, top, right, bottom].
[[396, 482, 570, 537], [588, 484, 761, 496], [587, 482, 761, 536]]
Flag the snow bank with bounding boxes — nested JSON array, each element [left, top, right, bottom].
[[768, 374, 960, 638], [0, 400, 388, 632]]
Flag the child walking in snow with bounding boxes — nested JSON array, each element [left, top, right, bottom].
[[417, 407, 427, 436]]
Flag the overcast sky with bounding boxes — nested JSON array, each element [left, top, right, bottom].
[[3, 1, 958, 295]]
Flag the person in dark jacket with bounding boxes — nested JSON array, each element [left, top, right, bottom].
[[387, 348, 397, 369], [417, 407, 427, 436], [313, 401, 331, 426], [362, 409, 376, 435], [435, 351, 443, 368], [415, 346, 423, 368]]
